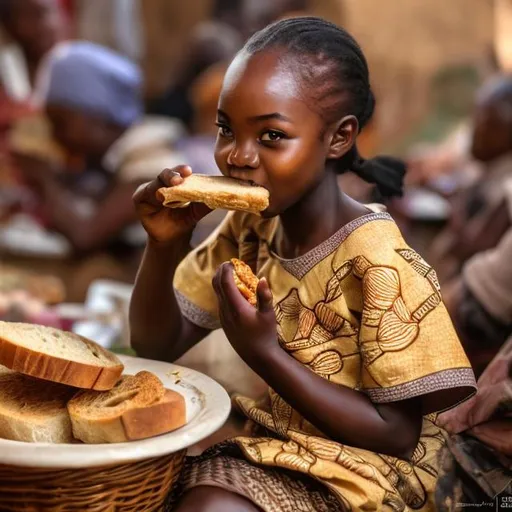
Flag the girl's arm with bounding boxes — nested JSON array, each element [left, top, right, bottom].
[[253, 346, 421, 459], [129, 237, 210, 362], [129, 166, 213, 361], [214, 263, 423, 460]]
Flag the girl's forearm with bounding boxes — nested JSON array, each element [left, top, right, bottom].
[[129, 236, 192, 361], [252, 346, 422, 459]]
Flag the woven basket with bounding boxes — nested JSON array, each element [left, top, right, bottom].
[[0, 450, 185, 511]]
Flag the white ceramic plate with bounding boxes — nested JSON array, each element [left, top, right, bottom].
[[0, 355, 231, 468]]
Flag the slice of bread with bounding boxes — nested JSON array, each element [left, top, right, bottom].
[[0, 322, 123, 390], [231, 258, 259, 307], [157, 174, 270, 215], [0, 372, 77, 443], [68, 371, 186, 443]]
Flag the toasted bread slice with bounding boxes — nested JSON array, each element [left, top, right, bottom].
[[0, 372, 77, 443], [0, 321, 123, 390], [231, 258, 259, 307], [157, 174, 269, 215], [68, 371, 186, 443]]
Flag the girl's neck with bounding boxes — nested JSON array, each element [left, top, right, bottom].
[[276, 171, 369, 259]]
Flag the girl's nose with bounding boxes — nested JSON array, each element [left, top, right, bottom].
[[227, 144, 259, 169]]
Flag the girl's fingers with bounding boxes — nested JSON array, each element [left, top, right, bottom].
[[256, 278, 274, 313]]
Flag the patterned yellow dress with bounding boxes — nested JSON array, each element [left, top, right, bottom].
[[170, 210, 477, 511]]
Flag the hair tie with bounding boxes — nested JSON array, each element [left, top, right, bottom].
[[352, 155, 406, 198]]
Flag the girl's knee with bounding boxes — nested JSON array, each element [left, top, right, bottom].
[[174, 485, 260, 512]]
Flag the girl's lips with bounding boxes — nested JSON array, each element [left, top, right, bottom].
[[234, 178, 268, 190]]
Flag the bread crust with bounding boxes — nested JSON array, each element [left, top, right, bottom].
[[121, 390, 186, 441], [0, 324, 123, 391], [68, 372, 186, 443], [157, 174, 269, 215]]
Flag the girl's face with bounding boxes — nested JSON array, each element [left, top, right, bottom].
[[214, 50, 339, 217]]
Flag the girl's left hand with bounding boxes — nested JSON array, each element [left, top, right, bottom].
[[212, 262, 279, 368]]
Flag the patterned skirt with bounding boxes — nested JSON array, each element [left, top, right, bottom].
[[166, 441, 346, 511]]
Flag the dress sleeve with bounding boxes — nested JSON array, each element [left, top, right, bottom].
[[356, 247, 477, 414]]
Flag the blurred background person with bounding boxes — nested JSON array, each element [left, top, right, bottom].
[[146, 0, 311, 128], [443, 229, 512, 378], [73, 0, 141, 63], [0, 0, 67, 98], [435, 334, 512, 509], [0, 0, 67, 167], [11, 41, 185, 300], [0, 0, 68, 238], [428, 75, 512, 284]]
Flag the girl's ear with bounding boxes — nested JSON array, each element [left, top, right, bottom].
[[327, 115, 359, 159]]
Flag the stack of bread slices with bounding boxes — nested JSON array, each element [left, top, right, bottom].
[[0, 321, 186, 444]]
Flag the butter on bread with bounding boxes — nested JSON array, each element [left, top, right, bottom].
[[231, 258, 259, 307], [157, 174, 269, 215]]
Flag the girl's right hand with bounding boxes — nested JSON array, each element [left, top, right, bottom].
[[133, 166, 212, 245]]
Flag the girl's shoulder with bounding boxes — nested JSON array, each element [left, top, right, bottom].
[[332, 208, 427, 272]]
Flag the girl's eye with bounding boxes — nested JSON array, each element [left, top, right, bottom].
[[260, 130, 284, 142], [216, 123, 233, 138]]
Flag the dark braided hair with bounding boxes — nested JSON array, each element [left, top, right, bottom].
[[243, 17, 405, 198]]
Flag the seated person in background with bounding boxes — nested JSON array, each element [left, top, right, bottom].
[[0, 0, 66, 162], [241, 0, 308, 37], [435, 335, 512, 510], [11, 42, 185, 298], [429, 75, 512, 283], [147, 0, 311, 127], [405, 45, 503, 189], [0, 0, 66, 91], [443, 228, 512, 378], [146, 0, 243, 127]]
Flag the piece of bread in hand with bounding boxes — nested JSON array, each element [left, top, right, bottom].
[[157, 174, 269, 215], [0, 321, 124, 390], [0, 372, 77, 443], [68, 371, 186, 443], [231, 258, 259, 307]]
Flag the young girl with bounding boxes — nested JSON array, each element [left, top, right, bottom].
[[130, 18, 477, 512]]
